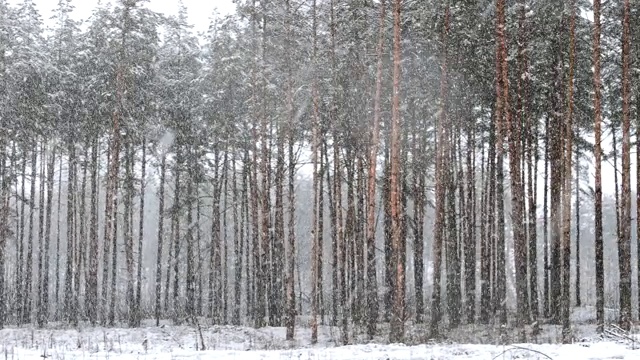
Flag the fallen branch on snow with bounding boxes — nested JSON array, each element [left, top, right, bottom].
[[492, 345, 554, 360]]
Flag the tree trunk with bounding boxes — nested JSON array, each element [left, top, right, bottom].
[[284, 0, 297, 338], [517, 0, 535, 327], [222, 153, 230, 325], [464, 113, 475, 324], [258, 0, 272, 329], [124, 142, 135, 326], [40, 146, 56, 326], [0, 134, 7, 328], [185, 151, 196, 320], [135, 139, 146, 326], [480, 107, 495, 324], [527, 106, 538, 325], [101, 144, 112, 325], [389, 0, 406, 342], [508, 0, 527, 333], [618, 0, 632, 332], [64, 144, 76, 324], [574, 141, 580, 308], [494, 0, 507, 325], [446, 133, 461, 329], [16, 149, 26, 324], [273, 120, 286, 328], [543, 113, 550, 319], [233, 154, 243, 326], [155, 152, 167, 326], [549, 27, 564, 324], [109, 170, 119, 326], [561, 0, 576, 341], [429, 5, 449, 338], [285, 104, 297, 341], [36, 143, 46, 328], [310, 0, 320, 344], [209, 152, 223, 324], [23, 147, 37, 324], [104, 61, 123, 325], [77, 148, 88, 323], [172, 147, 182, 320]]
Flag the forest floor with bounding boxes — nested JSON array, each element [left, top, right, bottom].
[[0, 308, 637, 359]]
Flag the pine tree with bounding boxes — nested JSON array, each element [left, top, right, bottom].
[[430, 3, 449, 338], [388, 0, 404, 343], [618, 0, 632, 332]]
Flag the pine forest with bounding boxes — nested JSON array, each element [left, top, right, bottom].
[[0, 0, 639, 348]]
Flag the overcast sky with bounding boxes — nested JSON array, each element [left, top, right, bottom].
[[18, 0, 236, 34]]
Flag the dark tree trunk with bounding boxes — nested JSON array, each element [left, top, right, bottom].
[[124, 142, 135, 326], [480, 109, 495, 325], [618, 0, 632, 332], [233, 154, 243, 326], [508, 0, 527, 333], [172, 147, 182, 320], [494, 0, 507, 325], [36, 143, 46, 328], [109, 172, 119, 326], [464, 113, 475, 324], [561, 0, 576, 342], [0, 136, 7, 328], [64, 144, 76, 325], [77, 148, 88, 323], [284, 0, 297, 336], [446, 135, 461, 329], [549, 28, 564, 324], [543, 113, 550, 319], [16, 149, 26, 324], [430, 5, 449, 338], [310, 0, 320, 344], [23, 147, 37, 324], [86, 140, 99, 325], [135, 139, 146, 326], [155, 153, 167, 326], [575, 142, 580, 308], [185, 152, 196, 320], [39, 146, 56, 326]]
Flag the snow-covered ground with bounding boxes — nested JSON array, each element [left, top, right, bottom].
[[0, 320, 638, 359]]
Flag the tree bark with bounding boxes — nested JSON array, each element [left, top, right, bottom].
[[185, 151, 196, 320], [155, 152, 166, 326], [172, 147, 182, 320], [618, 0, 632, 332], [135, 139, 146, 327], [494, 0, 507, 325], [507, 0, 527, 333], [310, 0, 320, 344], [16, 149, 26, 324], [64, 144, 76, 325], [430, 4, 449, 338], [124, 142, 135, 326], [561, 0, 576, 341], [592, 0, 604, 332], [24, 147, 37, 324], [543, 112, 550, 319], [0, 134, 6, 328], [464, 111, 475, 324], [36, 143, 47, 327], [388, 0, 404, 343], [367, 2, 385, 323], [284, 0, 297, 339], [575, 140, 580, 308]]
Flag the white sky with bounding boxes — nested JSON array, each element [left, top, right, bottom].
[[21, 0, 236, 34]]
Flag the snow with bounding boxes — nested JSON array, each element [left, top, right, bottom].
[[1, 322, 640, 359]]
